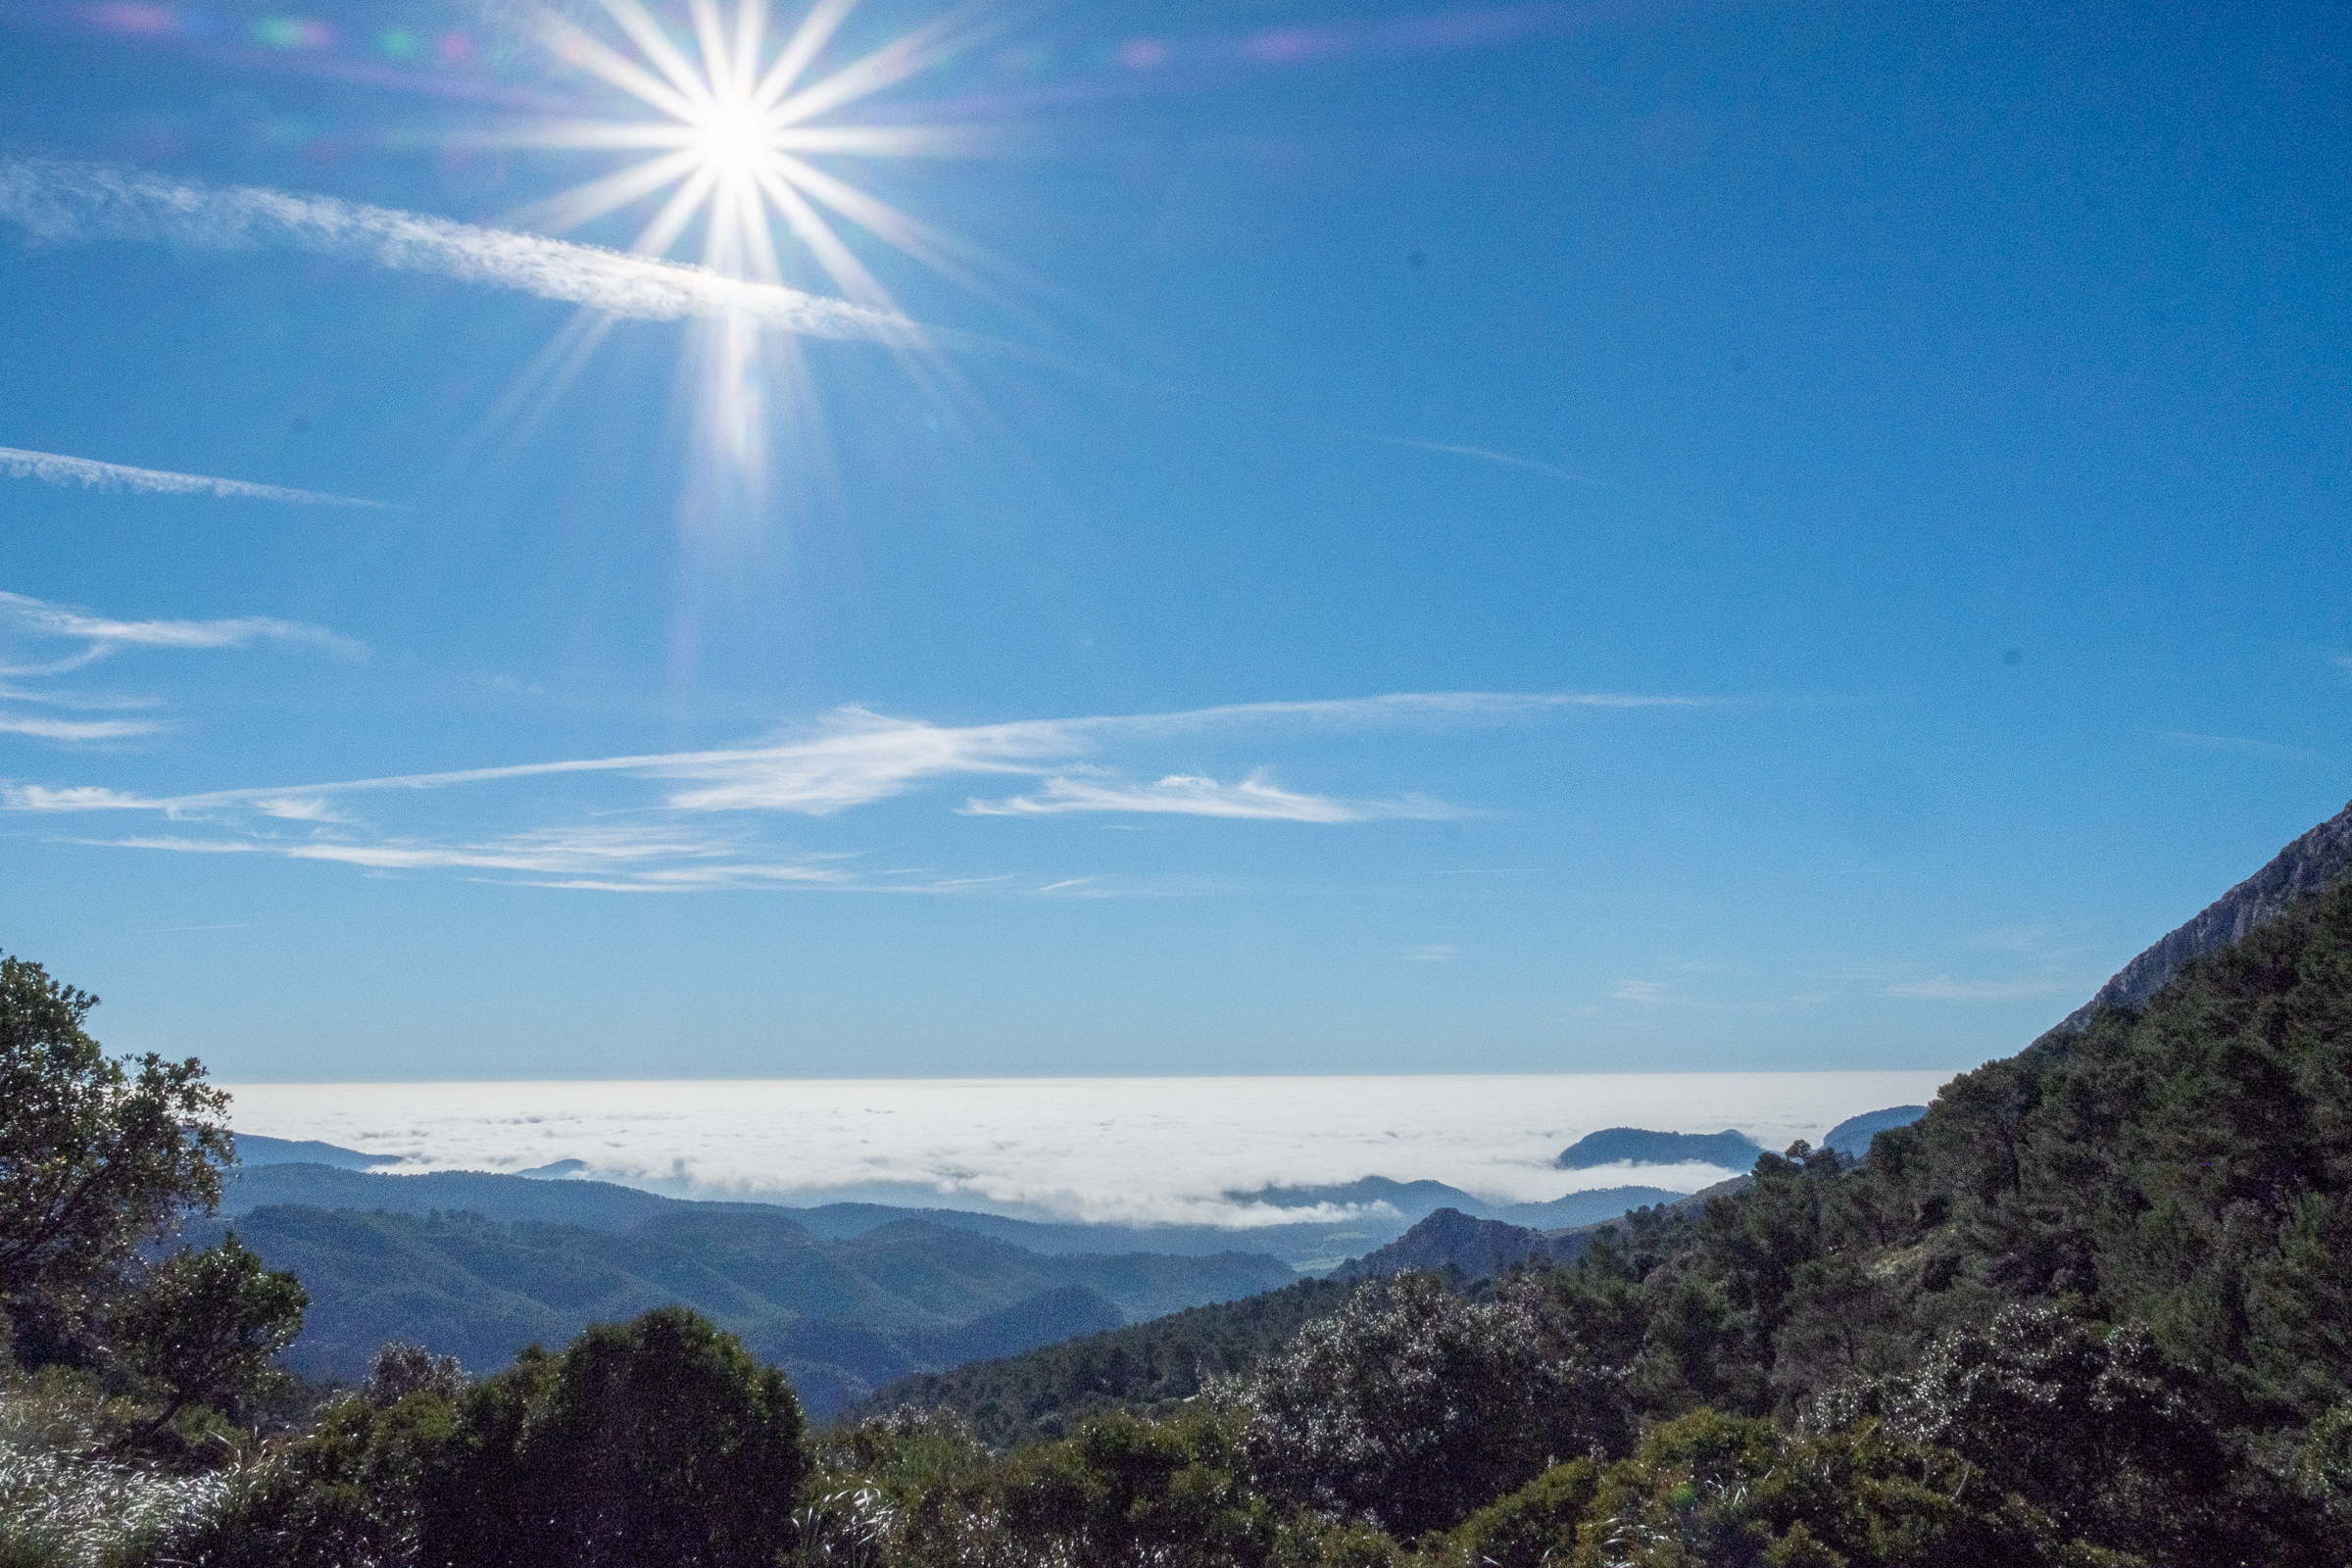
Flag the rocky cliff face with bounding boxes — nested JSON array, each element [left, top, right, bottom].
[[2040, 798, 2352, 1043]]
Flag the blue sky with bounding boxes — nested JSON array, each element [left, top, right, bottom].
[[1, 0, 2346, 1081]]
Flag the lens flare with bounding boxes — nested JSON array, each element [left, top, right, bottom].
[[466, 0, 1020, 588], [501, 0, 999, 302]]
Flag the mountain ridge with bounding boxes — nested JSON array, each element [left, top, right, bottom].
[[2040, 796, 2352, 1042]]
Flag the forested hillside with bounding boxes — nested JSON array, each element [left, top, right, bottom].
[[769, 875, 2352, 1565], [184, 1204, 1296, 1413], [837, 1276, 1360, 1446], [13, 856, 2352, 1566]]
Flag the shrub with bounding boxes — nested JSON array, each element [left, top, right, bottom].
[[1238, 1272, 1622, 1540]]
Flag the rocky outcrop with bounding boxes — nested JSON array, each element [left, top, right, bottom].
[[2040, 798, 2352, 1044]]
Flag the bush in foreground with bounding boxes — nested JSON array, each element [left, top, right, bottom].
[[194, 1307, 809, 1568]]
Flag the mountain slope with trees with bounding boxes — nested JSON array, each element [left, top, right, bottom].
[[16, 802, 2352, 1567], [184, 1203, 1297, 1414], [836, 1275, 1360, 1446], [796, 867, 2352, 1565]]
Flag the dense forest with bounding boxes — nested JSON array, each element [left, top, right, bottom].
[[179, 1201, 1295, 1413], [9, 870, 2352, 1564]]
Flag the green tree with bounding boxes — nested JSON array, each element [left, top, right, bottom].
[[193, 1313, 811, 1568], [1565, 1408, 2082, 1568], [115, 1233, 308, 1429], [991, 1405, 1275, 1568], [0, 953, 233, 1356], [1239, 1272, 1624, 1541], [423, 1306, 812, 1568]]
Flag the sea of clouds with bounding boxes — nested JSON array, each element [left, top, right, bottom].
[[220, 1073, 1957, 1229]]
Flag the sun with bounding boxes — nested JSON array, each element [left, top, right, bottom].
[[499, 0, 994, 308], [468, 0, 1022, 533], [692, 101, 770, 171]]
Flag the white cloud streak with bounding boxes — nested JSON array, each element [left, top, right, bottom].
[[1369, 436, 1604, 487], [0, 713, 169, 741], [5, 689, 1706, 821], [0, 591, 365, 661], [962, 770, 1458, 822], [0, 156, 1002, 354], [0, 592, 365, 749], [95, 825, 962, 896], [15, 688, 1720, 890], [0, 446, 388, 509]]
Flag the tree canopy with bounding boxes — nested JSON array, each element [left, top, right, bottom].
[[0, 952, 233, 1355]]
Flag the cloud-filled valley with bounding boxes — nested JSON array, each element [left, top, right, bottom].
[[221, 1071, 1958, 1229]]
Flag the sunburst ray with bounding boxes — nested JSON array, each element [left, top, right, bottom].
[[468, 0, 1048, 541]]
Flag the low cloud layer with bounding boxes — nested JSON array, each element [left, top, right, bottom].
[[222, 1070, 1959, 1227]]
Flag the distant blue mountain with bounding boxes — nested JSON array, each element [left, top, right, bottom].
[[218, 1163, 1398, 1269], [222, 1163, 682, 1229], [1224, 1176, 1486, 1222], [1821, 1105, 1928, 1158], [231, 1134, 386, 1171], [1486, 1187, 1690, 1228], [1555, 1128, 1765, 1169], [219, 1163, 1720, 1276]]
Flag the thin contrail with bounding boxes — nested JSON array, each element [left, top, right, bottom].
[[0, 156, 1011, 356], [1367, 435, 1607, 487], [0, 446, 388, 508]]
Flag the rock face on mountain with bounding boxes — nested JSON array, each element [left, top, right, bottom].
[[2040, 798, 2352, 1043]]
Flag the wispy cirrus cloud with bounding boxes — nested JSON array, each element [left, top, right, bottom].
[[1, 591, 365, 665], [0, 590, 364, 748], [0, 156, 999, 355], [1, 446, 388, 509], [7, 689, 1706, 818], [962, 770, 1459, 821], [1367, 435, 1603, 487], [13, 687, 1718, 890], [95, 824, 979, 896], [0, 713, 168, 741]]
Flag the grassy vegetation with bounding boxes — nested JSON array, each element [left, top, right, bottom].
[[0, 1370, 243, 1568]]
